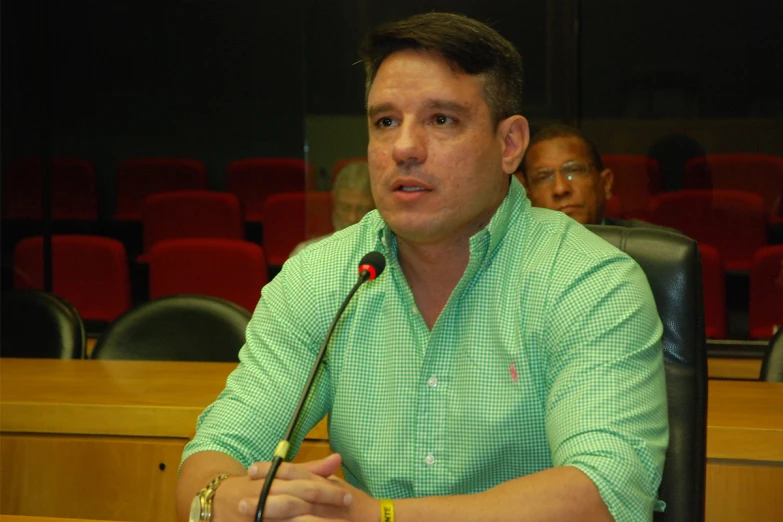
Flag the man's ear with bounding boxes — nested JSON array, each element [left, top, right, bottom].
[[498, 115, 529, 175], [601, 168, 614, 200]]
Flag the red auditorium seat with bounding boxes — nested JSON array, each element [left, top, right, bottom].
[[148, 238, 268, 313], [226, 158, 314, 223], [604, 195, 623, 219], [699, 244, 726, 339], [113, 158, 206, 221], [649, 190, 766, 271], [13, 235, 131, 323], [140, 190, 244, 258], [262, 192, 333, 265], [332, 156, 368, 182], [601, 154, 661, 219], [749, 245, 783, 339], [2, 158, 97, 220], [684, 154, 783, 217]]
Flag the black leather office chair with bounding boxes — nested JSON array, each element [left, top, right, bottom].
[[91, 294, 250, 362], [1, 289, 85, 359], [761, 328, 783, 382], [587, 225, 707, 522]]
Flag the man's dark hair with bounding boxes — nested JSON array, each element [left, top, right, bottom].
[[518, 124, 605, 179], [360, 12, 523, 127]]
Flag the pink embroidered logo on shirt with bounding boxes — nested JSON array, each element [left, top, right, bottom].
[[510, 363, 518, 382]]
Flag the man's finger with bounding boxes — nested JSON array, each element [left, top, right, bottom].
[[238, 488, 351, 519], [247, 454, 342, 481], [269, 478, 353, 507], [304, 453, 342, 477]]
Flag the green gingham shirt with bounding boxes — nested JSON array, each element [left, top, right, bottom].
[[182, 178, 669, 522]]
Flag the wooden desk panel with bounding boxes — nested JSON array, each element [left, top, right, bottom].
[[0, 359, 328, 440], [0, 435, 182, 521], [707, 380, 783, 462], [707, 357, 763, 380], [0, 514, 127, 522], [2, 359, 782, 521]]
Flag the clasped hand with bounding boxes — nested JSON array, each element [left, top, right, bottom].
[[213, 453, 374, 522]]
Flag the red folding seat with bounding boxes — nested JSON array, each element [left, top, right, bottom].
[[13, 235, 131, 323], [148, 238, 268, 313], [684, 154, 783, 217], [2, 158, 97, 220], [604, 195, 623, 219], [749, 245, 783, 339], [601, 155, 661, 219], [262, 192, 333, 265], [649, 190, 766, 271], [332, 156, 368, 183], [226, 158, 314, 223], [113, 158, 206, 221], [140, 190, 243, 258], [699, 244, 726, 339]]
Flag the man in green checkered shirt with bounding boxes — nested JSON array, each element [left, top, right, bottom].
[[178, 12, 668, 522]]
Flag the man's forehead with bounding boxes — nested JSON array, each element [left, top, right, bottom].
[[528, 137, 590, 165], [367, 49, 484, 107]]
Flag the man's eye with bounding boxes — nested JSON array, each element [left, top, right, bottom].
[[533, 171, 552, 182], [376, 117, 397, 128], [433, 114, 454, 125]]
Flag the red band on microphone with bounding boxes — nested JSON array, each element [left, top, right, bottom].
[[359, 263, 378, 281]]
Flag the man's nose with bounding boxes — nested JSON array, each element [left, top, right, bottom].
[[391, 121, 427, 166], [551, 172, 572, 197]]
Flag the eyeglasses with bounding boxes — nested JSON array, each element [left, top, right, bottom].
[[528, 161, 594, 187]]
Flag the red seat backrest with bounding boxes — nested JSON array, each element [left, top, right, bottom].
[[749, 245, 783, 339], [141, 190, 244, 255], [3, 158, 97, 220], [13, 235, 131, 322], [226, 158, 314, 223], [684, 154, 783, 216], [601, 154, 661, 218], [114, 158, 207, 221], [262, 192, 333, 265], [699, 244, 726, 339], [148, 238, 268, 313], [649, 190, 766, 271]]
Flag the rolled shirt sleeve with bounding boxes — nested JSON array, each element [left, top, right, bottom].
[[544, 248, 669, 521], [180, 253, 334, 469]]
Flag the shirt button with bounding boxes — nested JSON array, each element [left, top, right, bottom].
[[424, 453, 435, 466], [427, 376, 438, 388], [410, 305, 419, 315]]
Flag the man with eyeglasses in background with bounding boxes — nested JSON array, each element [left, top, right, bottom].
[[518, 124, 674, 231]]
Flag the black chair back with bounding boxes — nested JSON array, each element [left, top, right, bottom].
[[587, 225, 707, 522], [761, 328, 783, 382], [91, 294, 250, 362], [1, 289, 85, 359]]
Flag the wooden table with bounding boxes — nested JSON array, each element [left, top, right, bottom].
[[707, 357, 763, 380], [0, 359, 330, 521], [2, 359, 782, 522], [0, 515, 125, 522]]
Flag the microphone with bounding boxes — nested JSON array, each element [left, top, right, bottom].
[[254, 251, 386, 521]]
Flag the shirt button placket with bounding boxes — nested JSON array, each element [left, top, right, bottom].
[[424, 452, 436, 466]]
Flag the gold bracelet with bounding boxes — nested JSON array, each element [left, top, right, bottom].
[[379, 498, 395, 522]]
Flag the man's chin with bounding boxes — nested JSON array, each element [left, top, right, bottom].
[[559, 207, 590, 225]]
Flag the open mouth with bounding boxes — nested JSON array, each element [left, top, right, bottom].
[[396, 185, 428, 192]]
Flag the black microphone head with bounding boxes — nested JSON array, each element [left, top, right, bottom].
[[358, 251, 386, 281]]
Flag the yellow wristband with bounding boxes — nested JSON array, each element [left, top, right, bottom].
[[379, 499, 395, 522]]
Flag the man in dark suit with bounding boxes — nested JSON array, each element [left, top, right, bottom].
[[517, 124, 672, 230]]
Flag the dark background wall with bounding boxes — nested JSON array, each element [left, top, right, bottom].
[[2, 0, 307, 218], [2, 0, 782, 219]]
